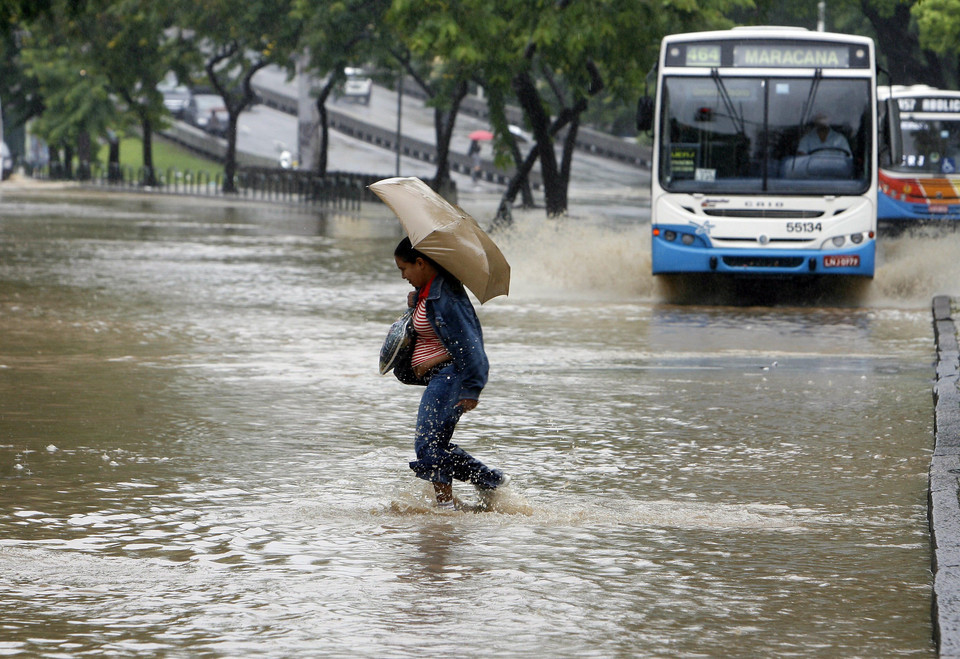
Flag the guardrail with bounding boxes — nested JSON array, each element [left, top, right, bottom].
[[401, 85, 652, 169], [327, 110, 541, 188], [27, 159, 372, 211], [254, 81, 555, 187], [157, 115, 477, 202], [254, 77, 652, 169]]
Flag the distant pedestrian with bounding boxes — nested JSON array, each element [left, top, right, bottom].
[[468, 140, 482, 183]]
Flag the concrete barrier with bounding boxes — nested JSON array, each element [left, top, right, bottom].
[[160, 122, 277, 169], [931, 294, 960, 657]]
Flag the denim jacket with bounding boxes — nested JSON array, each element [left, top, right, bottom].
[[420, 275, 489, 400]]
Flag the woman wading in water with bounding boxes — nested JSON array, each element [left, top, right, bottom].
[[393, 237, 509, 509]]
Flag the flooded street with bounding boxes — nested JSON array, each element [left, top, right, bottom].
[[1, 187, 958, 656]]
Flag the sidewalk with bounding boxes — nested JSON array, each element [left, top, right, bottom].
[[931, 294, 960, 657]]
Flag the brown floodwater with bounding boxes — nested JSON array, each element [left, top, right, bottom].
[[2, 188, 958, 656]]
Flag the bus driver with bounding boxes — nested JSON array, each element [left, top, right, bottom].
[[798, 113, 851, 156]]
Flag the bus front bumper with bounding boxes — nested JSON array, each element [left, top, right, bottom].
[[652, 232, 875, 277]]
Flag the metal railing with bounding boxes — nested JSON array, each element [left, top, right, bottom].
[[24, 161, 390, 211]]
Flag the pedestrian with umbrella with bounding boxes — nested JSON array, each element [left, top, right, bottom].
[[371, 177, 511, 511]]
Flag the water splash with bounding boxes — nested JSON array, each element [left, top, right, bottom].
[[494, 216, 654, 300], [872, 228, 960, 304], [385, 481, 534, 516], [492, 211, 960, 308]]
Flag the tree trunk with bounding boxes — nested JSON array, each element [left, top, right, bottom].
[[223, 115, 238, 194], [555, 117, 583, 215], [77, 131, 92, 181], [108, 131, 120, 182], [141, 116, 156, 187], [314, 79, 336, 177], [862, 0, 947, 86], [507, 135, 535, 208], [486, 87, 535, 208], [63, 144, 74, 179], [48, 145, 62, 179], [431, 80, 467, 193], [493, 146, 541, 230], [513, 71, 565, 216]]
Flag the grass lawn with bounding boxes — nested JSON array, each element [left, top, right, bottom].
[[97, 136, 221, 176]]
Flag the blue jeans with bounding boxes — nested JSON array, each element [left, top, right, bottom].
[[409, 363, 503, 488]]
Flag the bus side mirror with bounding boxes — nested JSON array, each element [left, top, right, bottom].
[[881, 96, 900, 167], [637, 96, 654, 132]]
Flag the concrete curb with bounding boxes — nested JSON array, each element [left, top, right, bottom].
[[932, 294, 960, 657]]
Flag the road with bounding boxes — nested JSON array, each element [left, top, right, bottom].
[[241, 67, 650, 218]]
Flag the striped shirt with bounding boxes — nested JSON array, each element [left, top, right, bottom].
[[411, 287, 451, 368]]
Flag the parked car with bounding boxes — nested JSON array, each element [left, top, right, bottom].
[[1, 141, 12, 180], [184, 94, 228, 136], [158, 81, 192, 118], [340, 67, 372, 105]]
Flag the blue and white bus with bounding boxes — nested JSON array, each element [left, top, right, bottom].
[[637, 27, 878, 277], [878, 85, 960, 227]]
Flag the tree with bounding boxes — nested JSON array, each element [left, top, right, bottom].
[[0, 19, 45, 142], [292, 0, 390, 177], [0, 0, 87, 28], [734, 0, 956, 88], [387, 44, 471, 194], [74, 0, 187, 186], [18, 11, 119, 179], [177, 0, 301, 193], [392, 0, 743, 220], [19, 0, 187, 185], [911, 0, 960, 80], [0, 0, 76, 134], [387, 0, 500, 195], [389, 0, 520, 201], [854, 0, 950, 87]]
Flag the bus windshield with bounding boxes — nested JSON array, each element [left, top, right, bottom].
[[659, 75, 872, 195], [894, 113, 960, 174]]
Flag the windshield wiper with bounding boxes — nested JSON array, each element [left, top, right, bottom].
[[796, 68, 823, 139], [710, 68, 746, 136]]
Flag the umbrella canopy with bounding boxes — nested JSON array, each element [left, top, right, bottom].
[[370, 177, 510, 304], [468, 129, 494, 141]]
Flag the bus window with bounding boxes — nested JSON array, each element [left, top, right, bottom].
[[659, 76, 871, 195], [896, 117, 960, 173]]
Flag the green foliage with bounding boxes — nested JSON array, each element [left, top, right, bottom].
[[912, 0, 960, 55], [293, 0, 392, 88], [19, 26, 117, 146], [10, 0, 957, 209], [174, 0, 301, 191]]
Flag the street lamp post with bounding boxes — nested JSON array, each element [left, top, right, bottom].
[[395, 69, 403, 176]]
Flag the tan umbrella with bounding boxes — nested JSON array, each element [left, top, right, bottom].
[[369, 176, 510, 303]]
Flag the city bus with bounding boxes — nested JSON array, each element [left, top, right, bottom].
[[878, 85, 960, 227], [637, 27, 878, 277]]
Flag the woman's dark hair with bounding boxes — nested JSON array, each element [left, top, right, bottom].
[[394, 237, 464, 291], [394, 236, 430, 265]]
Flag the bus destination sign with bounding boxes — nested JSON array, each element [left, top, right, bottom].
[[733, 45, 849, 68], [667, 40, 869, 69], [896, 97, 960, 113]]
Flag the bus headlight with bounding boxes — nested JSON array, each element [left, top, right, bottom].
[[663, 230, 677, 242], [681, 233, 695, 246], [850, 233, 863, 244], [832, 236, 846, 247]]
